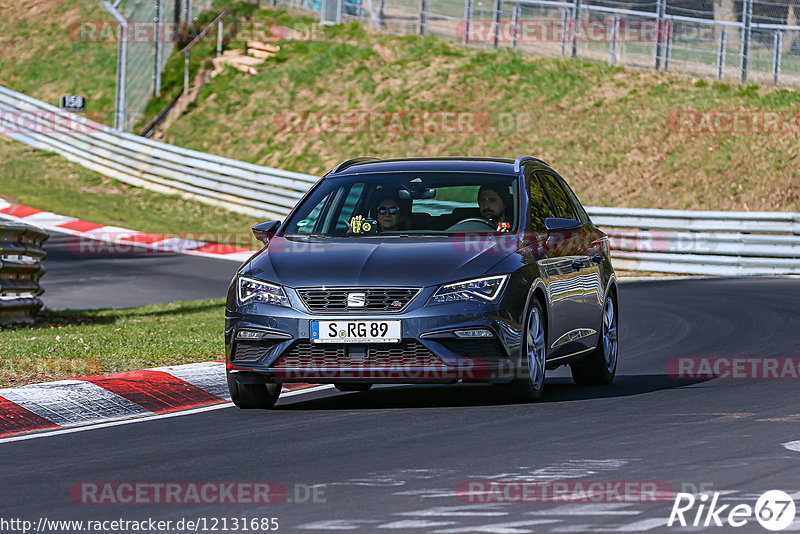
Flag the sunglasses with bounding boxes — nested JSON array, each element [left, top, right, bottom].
[[377, 206, 400, 215]]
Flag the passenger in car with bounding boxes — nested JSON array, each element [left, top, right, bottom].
[[477, 184, 513, 231]]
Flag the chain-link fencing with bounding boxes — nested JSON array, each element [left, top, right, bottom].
[[290, 0, 800, 86], [101, 0, 213, 131]]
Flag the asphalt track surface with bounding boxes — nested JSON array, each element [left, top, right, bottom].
[[39, 234, 241, 310], [3, 276, 800, 532]]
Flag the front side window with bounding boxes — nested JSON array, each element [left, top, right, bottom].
[[282, 172, 520, 236], [526, 172, 551, 231]]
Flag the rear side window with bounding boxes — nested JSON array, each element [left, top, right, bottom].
[[537, 173, 577, 221]]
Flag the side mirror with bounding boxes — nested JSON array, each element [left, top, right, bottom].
[[544, 217, 582, 231], [252, 221, 281, 245]]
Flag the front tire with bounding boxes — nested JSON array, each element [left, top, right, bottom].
[[227, 372, 281, 409], [500, 299, 546, 402], [570, 293, 618, 385]]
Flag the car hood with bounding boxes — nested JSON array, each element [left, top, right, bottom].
[[245, 235, 518, 287]]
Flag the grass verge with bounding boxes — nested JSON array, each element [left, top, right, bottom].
[[159, 8, 800, 212], [0, 298, 225, 389]]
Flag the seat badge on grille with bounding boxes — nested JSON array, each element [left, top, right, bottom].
[[391, 300, 403, 308], [347, 292, 366, 308]]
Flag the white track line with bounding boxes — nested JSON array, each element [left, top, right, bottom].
[[784, 440, 800, 452], [0, 385, 334, 444]]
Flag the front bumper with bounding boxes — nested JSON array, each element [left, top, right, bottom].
[[225, 287, 523, 384]]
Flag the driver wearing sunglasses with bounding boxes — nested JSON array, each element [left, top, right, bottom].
[[349, 191, 409, 233]]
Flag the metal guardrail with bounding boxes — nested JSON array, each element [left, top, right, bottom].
[[589, 207, 800, 275], [0, 85, 319, 220], [1, 84, 799, 275], [0, 222, 48, 325]]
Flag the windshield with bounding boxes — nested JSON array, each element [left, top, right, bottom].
[[283, 172, 520, 236]]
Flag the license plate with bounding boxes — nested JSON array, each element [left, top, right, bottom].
[[310, 320, 401, 343]]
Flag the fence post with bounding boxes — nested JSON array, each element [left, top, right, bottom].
[[154, 0, 163, 97], [380, 0, 386, 28], [609, 13, 618, 65], [560, 8, 569, 56], [741, 0, 752, 83], [217, 17, 223, 57], [773, 30, 782, 85], [184, 50, 190, 96], [571, 0, 581, 58], [419, 0, 428, 35], [101, 1, 128, 131], [463, 0, 473, 45], [511, 2, 520, 48], [717, 25, 726, 79], [187, 0, 194, 21], [493, 0, 503, 46], [664, 22, 673, 69], [654, 0, 666, 69]]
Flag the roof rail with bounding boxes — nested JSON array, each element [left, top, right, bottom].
[[328, 157, 382, 175], [513, 156, 549, 173]]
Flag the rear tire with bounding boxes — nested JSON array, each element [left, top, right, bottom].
[[334, 383, 373, 392], [227, 372, 281, 409], [500, 299, 546, 402], [570, 293, 618, 386]]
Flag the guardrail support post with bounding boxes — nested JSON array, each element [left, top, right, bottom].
[[511, 2, 520, 48], [493, 0, 502, 46], [419, 0, 428, 35], [571, 0, 581, 58], [609, 13, 618, 64], [717, 26, 726, 79], [773, 30, 782, 85], [741, 0, 752, 83]]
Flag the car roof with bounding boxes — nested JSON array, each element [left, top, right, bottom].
[[327, 157, 552, 177]]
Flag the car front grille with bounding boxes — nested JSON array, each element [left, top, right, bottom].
[[296, 287, 420, 313], [272, 340, 443, 368], [232, 340, 279, 363], [435, 339, 506, 361]]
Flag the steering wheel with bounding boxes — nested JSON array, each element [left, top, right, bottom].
[[445, 217, 497, 232]]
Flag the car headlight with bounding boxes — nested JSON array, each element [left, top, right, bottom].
[[428, 275, 508, 305], [237, 276, 290, 307]]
